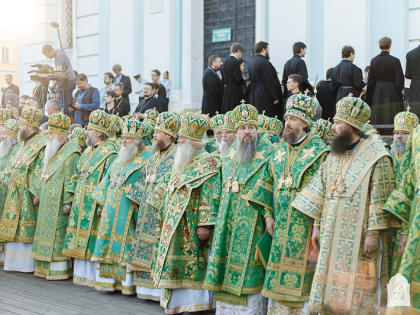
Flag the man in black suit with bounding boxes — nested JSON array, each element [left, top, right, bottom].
[[406, 42, 420, 116], [221, 43, 245, 113], [316, 68, 337, 120], [112, 83, 131, 117], [247, 41, 283, 117], [202, 55, 224, 116], [367, 37, 404, 125], [331, 46, 365, 102], [282, 42, 313, 100], [112, 64, 132, 98], [134, 82, 167, 114]]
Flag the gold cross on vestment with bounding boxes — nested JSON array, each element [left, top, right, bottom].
[[86, 181, 96, 193], [302, 147, 316, 159], [274, 150, 286, 163]]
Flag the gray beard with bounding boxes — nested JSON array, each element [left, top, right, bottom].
[[43, 137, 62, 174], [235, 136, 257, 164], [152, 138, 166, 152], [0, 137, 16, 158], [118, 141, 140, 163], [174, 142, 196, 171], [86, 135, 98, 147], [218, 139, 231, 156], [283, 129, 302, 144], [391, 141, 406, 155]]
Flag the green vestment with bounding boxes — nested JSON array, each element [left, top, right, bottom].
[[292, 136, 395, 314], [126, 143, 176, 288], [91, 147, 152, 280], [0, 133, 46, 243], [260, 134, 328, 307], [62, 141, 117, 259], [383, 126, 420, 313], [30, 140, 81, 279], [203, 134, 275, 305], [150, 150, 220, 308]]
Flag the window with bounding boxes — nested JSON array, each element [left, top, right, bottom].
[[1, 45, 11, 64]]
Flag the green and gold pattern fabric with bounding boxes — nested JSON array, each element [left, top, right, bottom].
[[151, 150, 221, 290], [203, 134, 275, 305], [91, 148, 152, 279], [0, 133, 46, 242], [126, 143, 177, 288], [63, 141, 118, 259], [259, 134, 328, 306], [383, 126, 420, 313], [292, 136, 395, 314], [30, 141, 80, 269]]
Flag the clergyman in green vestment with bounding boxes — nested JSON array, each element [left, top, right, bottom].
[[259, 94, 329, 314], [91, 120, 152, 295], [62, 110, 117, 287], [0, 107, 45, 273], [151, 112, 221, 314], [203, 103, 275, 314], [0, 117, 21, 265], [383, 124, 420, 314], [30, 113, 81, 280], [126, 111, 180, 301], [292, 97, 395, 314]]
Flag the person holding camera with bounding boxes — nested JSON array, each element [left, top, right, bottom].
[[42, 44, 76, 114]]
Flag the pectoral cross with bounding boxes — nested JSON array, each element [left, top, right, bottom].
[[224, 176, 232, 192]]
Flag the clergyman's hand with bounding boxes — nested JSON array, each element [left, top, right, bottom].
[[97, 208, 102, 217], [312, 225, 320, 246], [399, 234, 408, 254], [33, 197, 39, 206], [265, 217, 274, 237], [196, 227, 211, 241], [63, 205, 71, 215], [364, 235, 379, 255]]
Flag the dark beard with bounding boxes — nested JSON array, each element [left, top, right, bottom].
[[282, 129, 300, 144], [152, 138, 166, 152], [330, 130, 356, 154]]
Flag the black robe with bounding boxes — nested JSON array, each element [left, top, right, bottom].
[[221, 56, 245, 113], [282, 55, 313, 100], [316, 80, 337, 120], [113, 96, 131, 117], [119, 74, 132, 98], [134, 95, 167, 113], [406, 45, 420, 116], [247, 54, 283, 117], [367, 51, 404, 125], [331, 59, 365, 102], [201, 67, 224, 116]]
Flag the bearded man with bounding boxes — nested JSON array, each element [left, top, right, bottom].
[[126, 112, 180, 301], [203, 103, 275, 315], [151, 112, 220, 314], [383, 124, 420, 314], [292, 97, 395, 314], [62, 110, 117, 287], [206, 112, 224, 153], [253, 94, 329, 314], [29, 113, 81, 280], [218, 111, 236, 156], [91, 120, 152, 295], [0, 107, 45, 273], [391, 111, 418, 162], [0, 118, 21, 266]]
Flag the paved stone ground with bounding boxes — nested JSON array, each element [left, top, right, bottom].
[[0, 269, 163, 314]]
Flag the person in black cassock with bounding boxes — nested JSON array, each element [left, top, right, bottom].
[[282, 42, 313, 101], [316, 68, 337, 120], [406, 42, 420, 117], [367, 37, 404, 125], [134, 82, 167, 114], [201, 55, 224, 116], [220, 43, 245, 113], [113, 82, 131, 117], [331, 45, 365, 102], [247, 41, 283, 117], [112, 64, 132, 98]]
